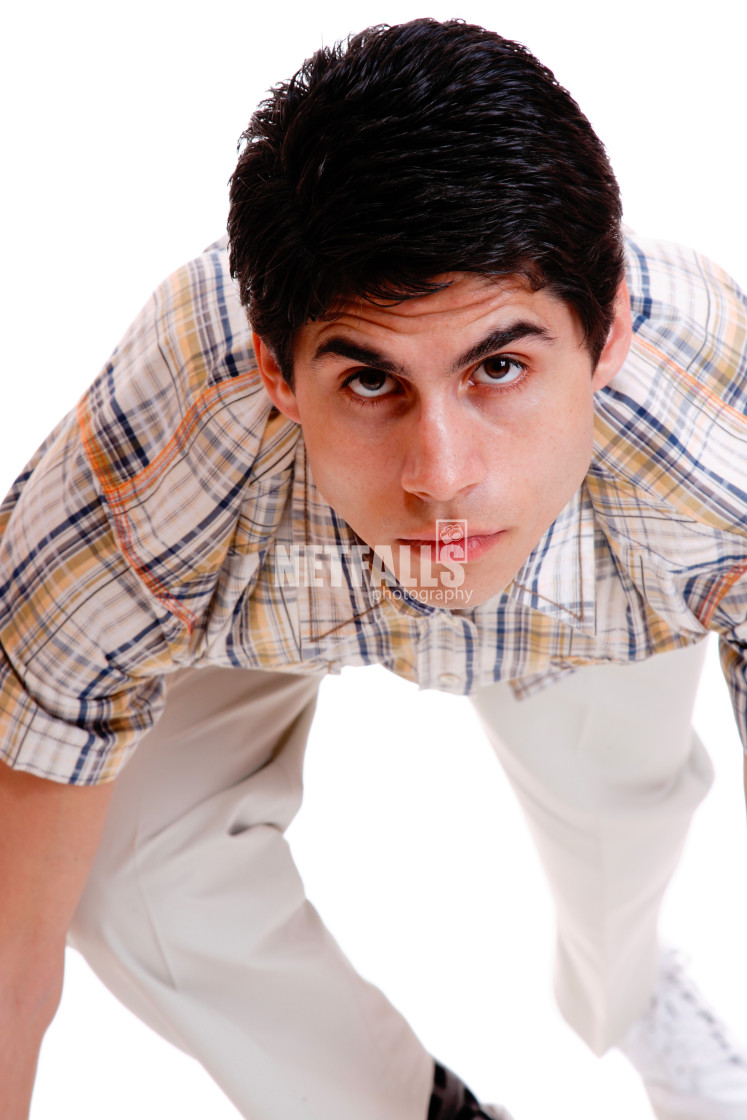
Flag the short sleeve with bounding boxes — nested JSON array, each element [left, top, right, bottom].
[[0, 244, 266, 784]]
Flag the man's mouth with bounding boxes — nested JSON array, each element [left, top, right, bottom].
[[394, 530, 505, 563]]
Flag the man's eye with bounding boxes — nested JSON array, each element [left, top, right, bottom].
[[472, 356, 526, 386], [344, 369, 397, 398]]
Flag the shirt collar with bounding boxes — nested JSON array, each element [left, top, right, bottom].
[[500, 482, 597, 634], [291, 441, 389, 650]]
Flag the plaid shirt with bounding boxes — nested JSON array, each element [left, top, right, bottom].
[[1, 235, 746, 785]]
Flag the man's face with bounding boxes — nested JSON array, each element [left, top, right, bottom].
[[256, 273, 628, 607]]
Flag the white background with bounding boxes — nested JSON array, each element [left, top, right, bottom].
[[1, 1, 745, 1118]]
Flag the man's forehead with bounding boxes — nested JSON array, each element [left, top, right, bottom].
[[294, 272, 581, 365], [335, 271, 532, 318], [300, 272, 555, 342]]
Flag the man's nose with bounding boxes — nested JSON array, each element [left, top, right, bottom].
[[399, 402, 486, 503]]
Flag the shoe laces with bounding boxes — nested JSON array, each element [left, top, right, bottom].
[[624, 950, 747, 1091]]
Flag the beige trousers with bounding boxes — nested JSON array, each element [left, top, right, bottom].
[[69, 642, 710, 1117], [471, 640, 711, 1054]]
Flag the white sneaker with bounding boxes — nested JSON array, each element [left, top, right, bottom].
[[618, 949, 747, 1119]]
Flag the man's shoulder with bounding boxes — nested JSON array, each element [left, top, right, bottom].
[[624, 232, 747, 411], [79, 238, 297, 497], [591, 234, 747, 538], [71, 239, 304, 601]]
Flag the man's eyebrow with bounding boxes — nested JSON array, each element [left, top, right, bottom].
[[310, 321, 556, 376], [453, 322, 556, 371], [310, 337, 406, 375]]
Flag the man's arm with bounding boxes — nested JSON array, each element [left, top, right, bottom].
[[0, 243, 253, 1114], [0, 761, 113, 1119]]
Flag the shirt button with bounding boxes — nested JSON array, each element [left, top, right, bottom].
[[438, 672, 463, 689]]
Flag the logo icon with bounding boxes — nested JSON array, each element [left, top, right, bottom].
[[436, 519, 468, 563]]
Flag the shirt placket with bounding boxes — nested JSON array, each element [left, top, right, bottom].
[[415, 609, 479, 694]]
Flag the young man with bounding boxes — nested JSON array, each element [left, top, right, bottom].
[[1, 17, 746, 1120]]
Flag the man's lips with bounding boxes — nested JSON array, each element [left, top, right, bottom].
[[393, 530, 506, 562], [396, 529, 499, 541]]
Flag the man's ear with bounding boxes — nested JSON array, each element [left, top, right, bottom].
[[252, 332, 301, 423], [591, 277, 633, 392]]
